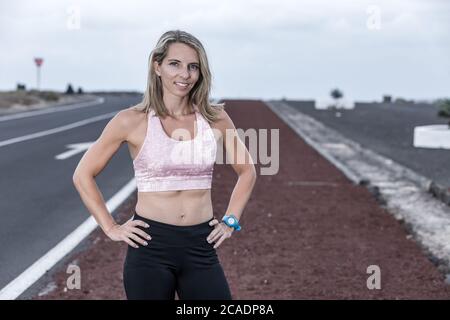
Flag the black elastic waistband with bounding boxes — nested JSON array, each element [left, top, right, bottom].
[[132, 212, 214, 246], [133, 212, 214, 230]]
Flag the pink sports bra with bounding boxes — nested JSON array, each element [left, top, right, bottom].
[[132, 105, 217, 192]]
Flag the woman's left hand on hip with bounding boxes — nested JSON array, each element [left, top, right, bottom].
[[206, 218, 234, 249]]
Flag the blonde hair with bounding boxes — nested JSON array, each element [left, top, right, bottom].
[[133, 30, 224, 123]]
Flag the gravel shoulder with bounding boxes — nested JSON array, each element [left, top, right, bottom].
[[0, 91, 99, 115]]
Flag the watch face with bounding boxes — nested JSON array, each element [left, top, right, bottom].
[[228, 218, 235, 225]]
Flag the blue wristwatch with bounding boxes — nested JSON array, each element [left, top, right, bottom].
[[222, 214, 241, 231]]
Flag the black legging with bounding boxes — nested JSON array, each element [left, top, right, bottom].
[[123, 212, 232, 300]]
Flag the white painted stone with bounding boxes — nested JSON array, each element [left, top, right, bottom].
[[414, 125, 450, 149]]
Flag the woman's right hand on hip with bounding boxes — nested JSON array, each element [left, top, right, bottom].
[[106, 219, 151, 248]]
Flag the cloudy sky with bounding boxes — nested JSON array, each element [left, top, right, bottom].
[[0, 0, 449, 101]]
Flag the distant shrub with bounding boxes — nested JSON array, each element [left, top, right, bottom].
[[16, 83, 26, 91], [382, 95, 392, 103], [66, 84, 74, 94], [330, 88, 343, 100], [437, 99, 450, 118]]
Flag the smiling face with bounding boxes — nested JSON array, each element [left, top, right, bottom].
[[154, 42, 201, 99]]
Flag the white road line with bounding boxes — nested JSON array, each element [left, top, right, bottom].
[[0, 179, 137, 300], [0, 97, 105, 122], [0, 97, 222, 148], [0, 111, 117, 148]]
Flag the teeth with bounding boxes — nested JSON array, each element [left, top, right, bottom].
[[175, 82, 189, 87]]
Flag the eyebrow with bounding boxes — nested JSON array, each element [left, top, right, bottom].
[[168, 59, 199, 65]]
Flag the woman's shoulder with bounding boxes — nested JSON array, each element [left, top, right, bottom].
[[116, 106, 149, 131], [124, 104, 149, 116], [209, 107, 231, 130], [126, 104, 147, 114]]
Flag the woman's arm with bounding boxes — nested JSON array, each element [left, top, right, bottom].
[[224, 167, 257, 221], [72, 110, 129, 233], [72, 109, 151, 248], [207, 108, 257, 248], [219, 109, 257, 221]]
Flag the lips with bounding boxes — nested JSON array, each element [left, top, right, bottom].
[[174, 82, 189, 88]]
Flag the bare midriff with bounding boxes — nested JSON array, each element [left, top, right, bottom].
[[135, 189, 214, 226]]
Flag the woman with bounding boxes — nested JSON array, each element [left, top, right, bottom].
[[72, 30, 257, 300]]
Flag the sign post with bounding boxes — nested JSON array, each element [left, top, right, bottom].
[[34, 57, 44, 90]]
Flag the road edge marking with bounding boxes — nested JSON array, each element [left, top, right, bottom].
[[0, 179, 137, 300]]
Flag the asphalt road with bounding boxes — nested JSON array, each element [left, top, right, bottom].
[[0, 94, 141, 289], [285, 100, 450, 189]]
